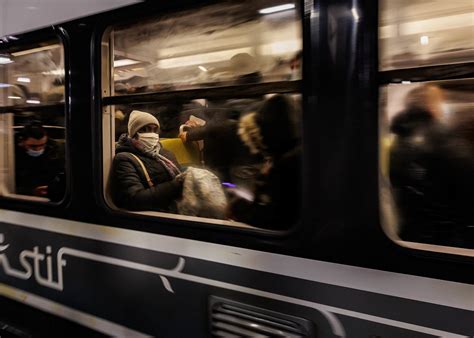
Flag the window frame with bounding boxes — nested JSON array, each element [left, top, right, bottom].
[[377, 1, 474, 257], [0, 27, 70, 206], [96, 0, 306, 237]]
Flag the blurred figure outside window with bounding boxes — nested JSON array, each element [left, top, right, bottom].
[[389, 85, 474, 248], [227, 94, 301, 229]]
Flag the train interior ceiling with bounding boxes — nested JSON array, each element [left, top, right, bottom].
[[1, 0, 472, 121], [110, 0, 302, 94], [379, 0, 474, 70], [1, 0, 472, 105]]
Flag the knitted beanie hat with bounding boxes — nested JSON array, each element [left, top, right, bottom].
[[128, 110, 160, 137]]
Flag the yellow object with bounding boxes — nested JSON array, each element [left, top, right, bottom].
[[161, 138, 200, 166], [380, 135, 393, 178]]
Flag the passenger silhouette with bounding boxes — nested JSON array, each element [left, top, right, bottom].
[[15, 120, 64, 199], [227, 95, 301, 229], [390, 85, 473, 248]]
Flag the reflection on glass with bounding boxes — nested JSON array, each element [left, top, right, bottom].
[[379, 0, 474, 70], [380, 80, 474, 249], [108, 94, 302, 230], [110, 0, 302, 95], [0, 42, 65, 107], [0, 39, 66, 203], [103, 1, 302, 229]]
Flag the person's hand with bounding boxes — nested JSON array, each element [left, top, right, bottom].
[[34, 186, 48, 197], [179, 123, 192, 142], [185, 120, 200, 128], [179, 131, 188, 142]]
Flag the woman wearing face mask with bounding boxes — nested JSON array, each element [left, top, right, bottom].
[[110, 110, 184, 212]]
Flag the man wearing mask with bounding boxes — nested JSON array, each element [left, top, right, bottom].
[[15, 120, 64, 197], [110, 110, 184, 212]]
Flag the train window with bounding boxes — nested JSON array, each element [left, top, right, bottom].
[[101, 0, 302, 231], [108, 1, 302, 95], [379, 0, 474, 71], [380, 80, 474, 250], [379, 0, 474, 252], [0, 38, 66, 203]]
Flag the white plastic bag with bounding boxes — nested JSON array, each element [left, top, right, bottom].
[[177, 167, 227, 219]]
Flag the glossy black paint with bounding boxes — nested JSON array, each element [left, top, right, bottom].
[[0, 222, 471, 336]]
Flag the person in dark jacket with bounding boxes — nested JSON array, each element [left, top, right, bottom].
[[15, 121, 64, 198], [110, 110, 183, 212], [389, 85, 473, 247], [227, 95, 301, 229]]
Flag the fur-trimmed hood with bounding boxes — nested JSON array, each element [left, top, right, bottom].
[[237, 95, 298, 157]]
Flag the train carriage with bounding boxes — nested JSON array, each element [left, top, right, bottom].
[[0, 0, 472, 337]]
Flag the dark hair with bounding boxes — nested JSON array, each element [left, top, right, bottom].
[[21, 120, 47, 140], [258, 94, 298, 154]]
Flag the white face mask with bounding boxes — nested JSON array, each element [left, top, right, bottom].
[[138, 132, 159, 151], [26, 148, 45, 157]]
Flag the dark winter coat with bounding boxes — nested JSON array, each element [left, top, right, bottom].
[[389, 110, 474, 248], [228, 95, 302, 230], [15, 139, 64, 196], [229, 145, 302, 229], [110, 137, 182, 212]]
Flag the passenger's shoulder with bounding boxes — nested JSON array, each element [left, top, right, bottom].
[[114, 152, 134, 162]]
